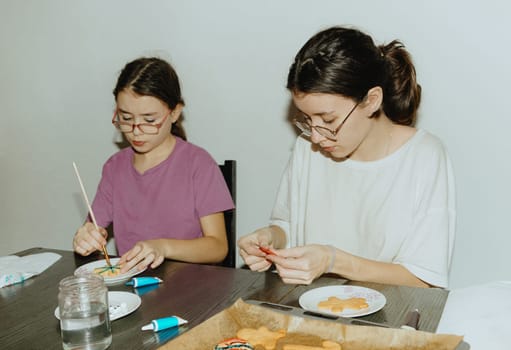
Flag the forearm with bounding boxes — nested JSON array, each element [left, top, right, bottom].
[[155, 236, 228, 264], [330, 249, 430, 288]]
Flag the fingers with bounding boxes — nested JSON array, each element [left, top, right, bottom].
[[237, 227, 278, 272], [265, 247, 308, 269], [239, 248, 272, 272], [120, 241, 163, 273], [266, 255, 305, 270], [73, 222, 107, 256], [119, 244, 144, 273], [255, 227, 273, 247], [237, 236, 260, 255], [268, 245, 330, 285], [123, 243, 142, 262], [268, 245, 303, 259], [119, 253, 147, 273], [237, 227, 273, 252], [273, 263, 316, 285], [151, 255, 165, 269]]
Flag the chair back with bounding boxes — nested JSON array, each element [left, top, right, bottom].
[[219, 160, 236, 268]]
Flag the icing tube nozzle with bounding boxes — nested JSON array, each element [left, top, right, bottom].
[[141, 316, 188, 332]]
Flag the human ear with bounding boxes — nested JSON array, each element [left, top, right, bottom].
[[363, 86, 383, 115], [170, 103, 184, 123]]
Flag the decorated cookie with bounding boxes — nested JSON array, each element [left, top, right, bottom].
[[317, 296, 368, 313], [215, 337, 254, 350], [93, 265, 122, 277], [237, 326, 287, 350]]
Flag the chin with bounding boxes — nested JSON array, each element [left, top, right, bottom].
[[320, 149, 349, 161], [131, 144, 150, 153]]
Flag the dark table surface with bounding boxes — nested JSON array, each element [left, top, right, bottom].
[[0, 247, 452, 350]]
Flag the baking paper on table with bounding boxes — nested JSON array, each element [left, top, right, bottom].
[[159, 299, 464, 350], [0, 252, 61, 288]]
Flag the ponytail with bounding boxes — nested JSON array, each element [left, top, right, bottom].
[[379, 41, 421, 125], [288, 26, 421, 125]]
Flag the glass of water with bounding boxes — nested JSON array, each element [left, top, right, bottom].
[[58, 274, 112, 350]]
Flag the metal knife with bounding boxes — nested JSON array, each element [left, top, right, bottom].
[[247, 300, 391, 328], [400, 309, 420, 330]]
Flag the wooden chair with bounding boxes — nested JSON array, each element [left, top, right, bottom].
[[218, 160, 236, 268]]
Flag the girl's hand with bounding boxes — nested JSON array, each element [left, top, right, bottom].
[[266, 244, 333, 285], [73, 222, 108, 256], [237, 227, 275, 272], [118, 240, 165, 273]]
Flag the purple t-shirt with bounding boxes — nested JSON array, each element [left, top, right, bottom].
[[91, 137, 235, 255]]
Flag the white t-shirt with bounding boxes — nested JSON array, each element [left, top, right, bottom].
[[269, 129, 456, 288]]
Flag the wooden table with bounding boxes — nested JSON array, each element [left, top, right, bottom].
[[0, 248, 452, 350]]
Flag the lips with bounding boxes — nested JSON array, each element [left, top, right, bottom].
[[132, 140, 146, 147]]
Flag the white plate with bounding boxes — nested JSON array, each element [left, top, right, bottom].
[[74, 258, 145, 286], [55, 291, 141, 321], [299, 285, 386, 318]]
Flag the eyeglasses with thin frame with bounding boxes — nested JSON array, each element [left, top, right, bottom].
[[293, 101, 360, 141], [112, 110, 171, 135]]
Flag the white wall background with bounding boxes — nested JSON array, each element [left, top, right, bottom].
[[1, 0, 510, 289]]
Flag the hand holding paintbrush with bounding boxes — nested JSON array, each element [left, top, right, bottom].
[[72, 162, 112, 267]]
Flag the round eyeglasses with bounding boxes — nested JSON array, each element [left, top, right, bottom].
[[293, 102, 359, 141], [111, 111, 170, 135]]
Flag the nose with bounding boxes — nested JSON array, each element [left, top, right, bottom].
[[309, 128, 325, 144], [132, 124, 143, 136]]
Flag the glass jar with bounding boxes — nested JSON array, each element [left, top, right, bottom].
[[58, 274, 112, 350]]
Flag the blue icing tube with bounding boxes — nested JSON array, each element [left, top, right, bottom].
[[133, 283, 160, 296], [141, 316, 188, 332], [125, 277, 162, 287]]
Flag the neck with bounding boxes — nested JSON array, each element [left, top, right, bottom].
[[133, 135, 176, 174], [350, 116, 394, 161]]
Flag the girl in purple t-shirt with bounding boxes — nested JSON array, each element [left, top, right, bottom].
[[73, 57, 234, 273]]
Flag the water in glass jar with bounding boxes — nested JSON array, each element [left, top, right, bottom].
[[60, 302, 111, 350]]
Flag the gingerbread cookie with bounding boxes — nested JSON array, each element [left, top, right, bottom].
[[275, 333, 342, 350], [215, 337, 254, 349], [317, 296, 368, 313], [237, 326, 286, 350]]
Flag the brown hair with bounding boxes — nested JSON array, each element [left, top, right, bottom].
[[287, 26, 421, 125], [113, 57, 187, 139]]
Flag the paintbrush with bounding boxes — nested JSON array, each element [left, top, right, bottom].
[[73, 162, 112, 267]]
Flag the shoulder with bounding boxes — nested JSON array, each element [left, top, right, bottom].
[[411, 129, 449, 159], [400, 129, 453, 175], [174, 137, 219, 169], [102, 148, 133, 172]]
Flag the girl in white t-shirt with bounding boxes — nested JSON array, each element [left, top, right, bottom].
[[238, 26, 455, 288]]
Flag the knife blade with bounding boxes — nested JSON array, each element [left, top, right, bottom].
[[401, 309, 420, 330], [247, 300, 392, 328]]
